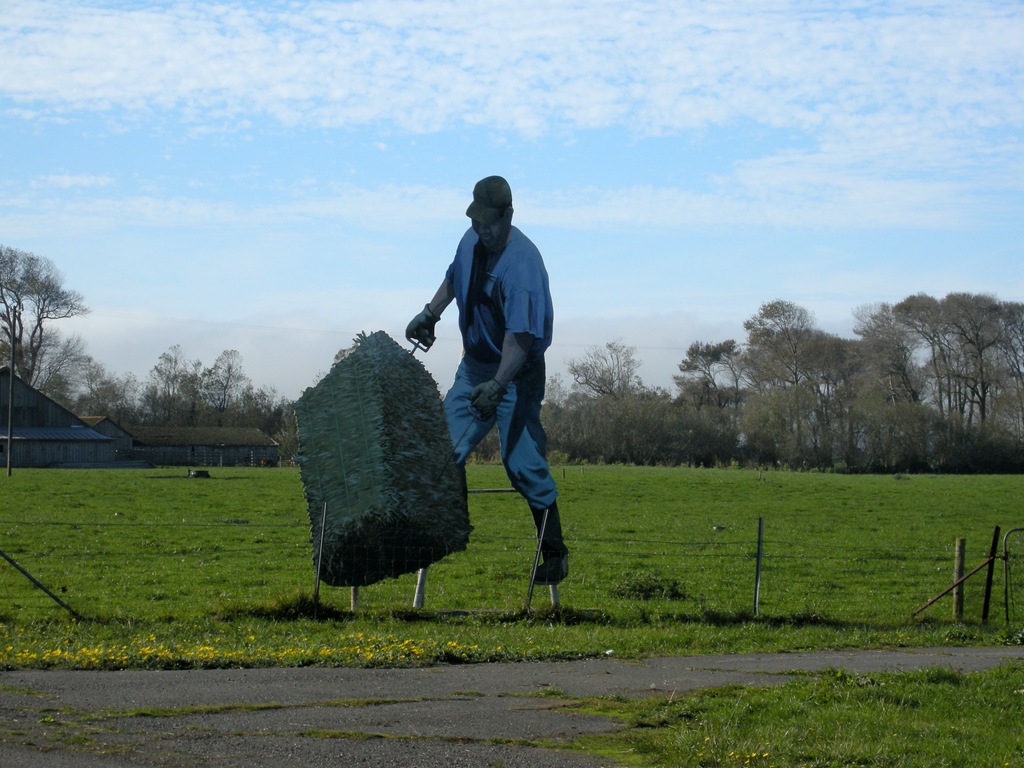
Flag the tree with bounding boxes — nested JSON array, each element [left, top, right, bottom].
[[202, 349, 250, 422], [0, 245, 89, 389], [674, 339, 744, 411], [742, 300, 817, 391], [941, 292, 1005, 427], [567, 340, 643, 399], [803, 332, 862, 467], [31, 334, 92, 405], [140, 345, 203, 426], [996, 301, 1024, 441], [892, 293, 958, 418], [71, 359, 142, 424], [852, 302, 923, 404], [740, 301, 820, 465]]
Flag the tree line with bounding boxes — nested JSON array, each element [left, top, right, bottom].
[[542, 295, 1024, 472], [6, 244, 1024, 472]]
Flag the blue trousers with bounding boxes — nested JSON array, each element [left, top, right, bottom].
[[443, 356, 558, 510]]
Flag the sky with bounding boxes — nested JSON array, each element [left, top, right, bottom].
[[2, 1, 1022, 401]]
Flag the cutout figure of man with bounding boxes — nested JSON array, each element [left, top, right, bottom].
[[406, 175, 568, 584]]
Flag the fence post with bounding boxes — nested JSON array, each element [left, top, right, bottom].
[[953, 538, 965, 621], [754, 517, 764, 617], [313, 502, 327, 608], [413, 567, 428, 608], [982, 526, 1000, 625]]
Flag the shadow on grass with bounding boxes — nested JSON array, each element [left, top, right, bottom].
[[212, 592, 909, 634], [216, 592, 357, 623], [214, 595, 612, 626]]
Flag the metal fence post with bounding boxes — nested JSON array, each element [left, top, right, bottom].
[[982, 526, 1000, 624], [953, 538, 965, 620], [754, 517, 764, 617]]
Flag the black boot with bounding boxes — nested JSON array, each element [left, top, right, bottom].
[[530, 502, 568, 585]]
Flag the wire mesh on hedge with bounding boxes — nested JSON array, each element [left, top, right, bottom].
[[294, 331, 470, 587]]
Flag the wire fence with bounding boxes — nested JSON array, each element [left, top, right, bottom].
[[3, 512, 1019, 625]]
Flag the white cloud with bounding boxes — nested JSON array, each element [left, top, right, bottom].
[[5, 2, 1021, 135], [30, 174, 115, 189], [4, 1, 1020, 208]]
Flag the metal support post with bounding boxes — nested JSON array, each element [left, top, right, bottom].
[[313, 501, 328, 607], [0, 547, 79, 618], [953, 538, 966, 620], [754, 517, 764, 616], [982, 526, 1000, 624], [525, 508, 549, 610], [413, 567, 428, 608]]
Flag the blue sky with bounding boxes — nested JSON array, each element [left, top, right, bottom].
[[2, 1, 1022, 399]]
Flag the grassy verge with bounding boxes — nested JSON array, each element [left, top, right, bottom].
[[573, 662, 1024, 767]]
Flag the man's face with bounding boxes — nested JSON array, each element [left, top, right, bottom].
[[472, 207, 513, 255]]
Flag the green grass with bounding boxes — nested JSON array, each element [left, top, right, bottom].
[[574, 662, 1024, 767], [0, 465, 1022, 672]]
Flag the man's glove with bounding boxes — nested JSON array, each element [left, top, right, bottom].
[[405, 304, 440, 349], [470, 378, 507, 419]]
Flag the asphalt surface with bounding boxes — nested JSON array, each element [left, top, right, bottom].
[[3, 647, 1024, 768]]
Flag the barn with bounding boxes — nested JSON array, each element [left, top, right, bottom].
[[1, 366, 115, 468], [79, 416, 135, 454], [125, 425, 279, 467]]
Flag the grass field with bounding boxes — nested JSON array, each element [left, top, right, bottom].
[[574, 662, 1024, 767], [2, 465, 1021, 670], [3, 465, 1024, 766]]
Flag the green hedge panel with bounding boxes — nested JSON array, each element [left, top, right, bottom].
[[294, 331, 470, 586]]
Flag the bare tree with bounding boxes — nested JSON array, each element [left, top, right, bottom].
[[997, 301, 1024, 440], [72, 358, 142, 424], [853, 302, 923, 404], [941, 292, 1005, 426], [739, 301, 820, 466], [674, 339, 744, 411], [32, 334, 91, 404], [893, 292, 1007, 427], [202, 349, 250, 420], [804, 332, 862, 466], [140, 345, 203, 425], [742, 300, 817, 390], [0, 245, 88, 388], [567, 340, 643, 399]]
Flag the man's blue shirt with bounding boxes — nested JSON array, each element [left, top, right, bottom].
[[445, 226, 553, 365]]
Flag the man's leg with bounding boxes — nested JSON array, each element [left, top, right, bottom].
[[529, 501, 569, 584], [443, 359, 495, 465], [497, 361, 568, 584]]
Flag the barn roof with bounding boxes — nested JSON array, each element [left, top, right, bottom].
[[79, 415, 133, 435], [7, 427, 112, 442]]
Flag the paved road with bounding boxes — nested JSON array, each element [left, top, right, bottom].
[[3, 647, 1023, 767]]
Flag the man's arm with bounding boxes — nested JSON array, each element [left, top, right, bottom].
[[494, 331, 533, 387], [469, 332, 533, 418], [407, 280, 455, 349], [426, 280, 455, 318]]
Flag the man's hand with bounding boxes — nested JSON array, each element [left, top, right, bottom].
[[470, 379, 507, 419], [405, 305, 440, 349]]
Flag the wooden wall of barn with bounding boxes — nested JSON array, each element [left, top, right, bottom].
[[130, 445, 279, 467], [4, 439, 116, 468], [2, 374, 79, 428]]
